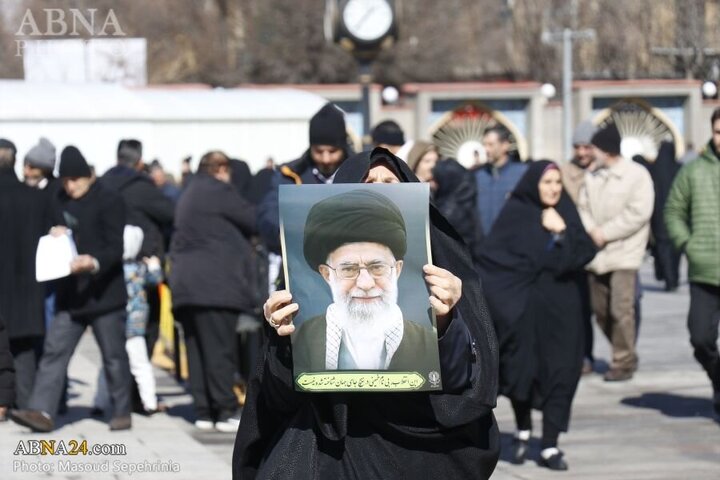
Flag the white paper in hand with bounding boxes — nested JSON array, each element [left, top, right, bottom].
[[36, 231, 78, 282]]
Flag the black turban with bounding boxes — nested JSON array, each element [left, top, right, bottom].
[[303, 189, 407, 270]]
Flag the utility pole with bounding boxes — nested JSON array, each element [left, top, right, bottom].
[[543, 27, 595, 161], [358, 61, 373, 150]]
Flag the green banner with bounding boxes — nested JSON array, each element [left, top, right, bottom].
[[296, 372, 427, 392]]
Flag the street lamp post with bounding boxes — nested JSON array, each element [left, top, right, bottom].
[[543, 28, 595, 160], [359, 61, 373, 150]]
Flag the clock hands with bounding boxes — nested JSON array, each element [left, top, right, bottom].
[[352, 6, 376, 33]]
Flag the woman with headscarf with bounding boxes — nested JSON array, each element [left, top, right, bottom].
[[478, 160, 597, 471], [405, 140, 439, 182], [233, 148, 499, 479]]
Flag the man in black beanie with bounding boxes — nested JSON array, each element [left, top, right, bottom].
[[258, 102, 352, 255], [371, 120, 405, 155], [590, 123, 622, 158], [577, 123, 654, 382], [291, 189, 437, 374], [11, 146, 132, 432]]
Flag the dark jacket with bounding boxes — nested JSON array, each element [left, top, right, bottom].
[[473, 159, 527, 236], [55, 182, 127, 318], [40, 176, 63, 203], [432, 159, 484, 263], [258, 150, 346, 254], [247, 168, 275, 206], [0, 314, 15, 406], [0, 169, 53, 339], [230, 159, 253, 200], [101, 165, 175, 258], [169, 174, 257, 312]]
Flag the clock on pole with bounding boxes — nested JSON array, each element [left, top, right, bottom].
[[325, 0, 399, 147], [325, 0, 398, 55]]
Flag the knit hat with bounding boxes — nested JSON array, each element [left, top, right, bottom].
[[591, 123, 622, 156], [572, 121, 597, 146], [24, 137, 56, 171], [371, 120, 405, 146], [309, 103, 347, 147], [59, 146, 91, 178]]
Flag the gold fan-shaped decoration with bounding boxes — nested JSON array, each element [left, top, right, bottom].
[[431, 103, 526, 169], [594, 99, 684, 162]]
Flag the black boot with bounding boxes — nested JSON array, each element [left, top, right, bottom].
[[510, 438, 528, 465], [539, 449, 568, 471]]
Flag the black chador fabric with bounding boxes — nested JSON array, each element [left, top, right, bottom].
[[0, 313, 15, 406], [651, 141, 680, 207], [0, 169, 53, 339], [478, 160, 596, 431], [233, 148, 500, 480], [431, 158, 484, 264], [649, 141, 681, 287]]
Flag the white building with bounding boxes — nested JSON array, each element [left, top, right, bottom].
[[0, 80, 343, 178]]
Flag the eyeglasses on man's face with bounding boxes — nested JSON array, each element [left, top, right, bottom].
[[323, 262, 395, 280]]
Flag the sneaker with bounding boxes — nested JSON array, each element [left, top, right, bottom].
[[510, 438, 528, 465], [194, 419, 215, 431], [215, 414, 241, 433], [9, 409, 54, 433]]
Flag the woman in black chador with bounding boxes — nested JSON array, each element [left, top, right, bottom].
[[478, 160, 596, 471], [233, 148, 500, 479], [649, 141, 682, 291]]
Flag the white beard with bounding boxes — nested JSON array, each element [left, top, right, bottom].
[[330, 281, 398, 331], [325, 278, 404, 370]]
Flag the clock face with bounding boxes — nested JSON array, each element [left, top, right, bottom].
[[342, 0, 393, 42]]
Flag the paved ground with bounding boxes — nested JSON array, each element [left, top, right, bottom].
[[0, 325, 235, 480], [492, 260, 720, 479], [1, 258, 719, 479]]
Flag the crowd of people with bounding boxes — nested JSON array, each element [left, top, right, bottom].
[[0, 103, 719, 479]]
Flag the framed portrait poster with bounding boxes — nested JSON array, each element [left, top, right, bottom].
[[279, 183, 442, 392]]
